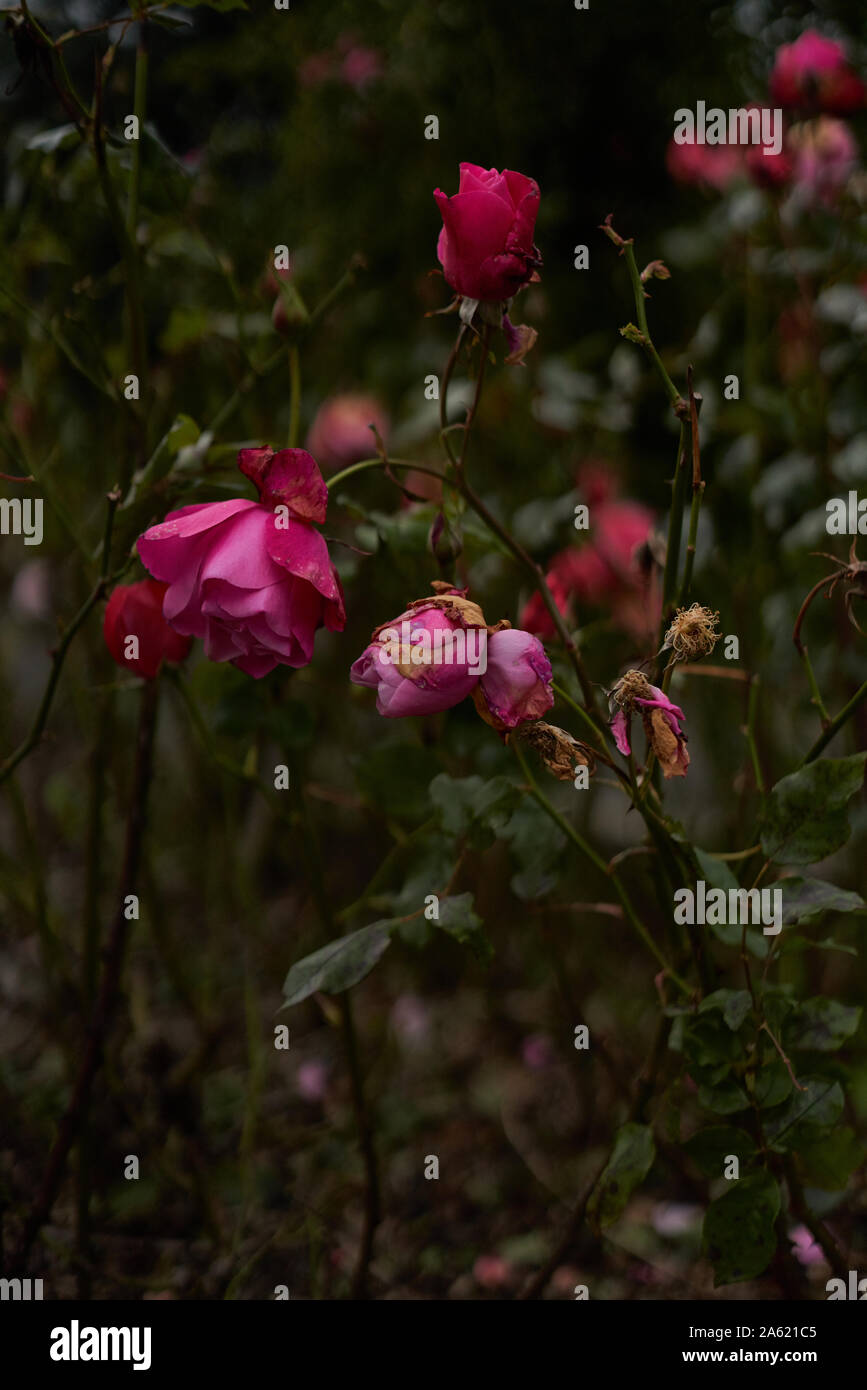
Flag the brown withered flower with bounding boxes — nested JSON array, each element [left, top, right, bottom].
[[516, 721, 596, 782]]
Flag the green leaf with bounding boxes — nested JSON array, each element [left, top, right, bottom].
[[429, 774, 518, 848], [356, 743, 443, 822], [281, 921, 392, 1006], [684, 1126, 757, 1178], [765, 1078, 845, 1151], [167, 413, 200, 456], [436, 894, 493, 963], [753, 1059, 793, 1109], [702, 1171, 781, 1286], [587, 1123, 656, 1230], [501, 798, 567, 900], [783, 998, 862, 1053], [778, 877, 865, 924], [796, 1127, 866, 1191], [696, 1074, 749, 1115], [693, 849, 739, 893], [760, 754, 866, 865], [699, 989, 753, 1032]]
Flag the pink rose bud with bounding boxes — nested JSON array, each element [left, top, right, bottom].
[[770, 30, 865, 115], [103, 578, 192, 680], [306, 393, 389, 471], [350, 592, 486, 718], [434, 163, 541, 303], [137, 448, 345, 678], [475, 628, 554, 729]]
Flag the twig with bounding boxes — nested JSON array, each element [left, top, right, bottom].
[[10, 678, 160, 1266]]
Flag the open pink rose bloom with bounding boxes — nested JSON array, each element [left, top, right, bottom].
[[137, 447, 345, 678], [351, 589, 553, 727]]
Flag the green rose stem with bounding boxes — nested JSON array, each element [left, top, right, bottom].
[[511, 740, 689, 992], [208, 258, 365, 438], [287, 344, 302, 448], [0, 491, 131, 789], [126, 11, 148, 238], [800, 678, 867, 765], [12, 676, 160, 1267], [439, 325, 467, 469], [92, 58, 147, 484]]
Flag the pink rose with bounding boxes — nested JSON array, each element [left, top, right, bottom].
[[306, 393, 389, 471], [103, 578, 192, 680], [770, 30, 865, 115], [476, 628, 553, 729], [350, 597, 483, 718], [137, 447, 345, 678], [434, 163, 541, 302], [520, 496, 657, 644]]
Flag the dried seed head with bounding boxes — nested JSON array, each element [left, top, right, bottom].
[[663, 603, 720, 663], [610, 669, 654, 712], [518, 721, 596, 782]]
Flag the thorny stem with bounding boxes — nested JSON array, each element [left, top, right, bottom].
[[793, 574, 836, 728], [292, 768, 381, 1299], [455, 323, 492, 479], [746, 676, 765, 796], [800, 679, 867, 765], [512, 742, 689, 991], [287, 344, 301, 449], [0, 494, 128, 788], [10, 678, 160, 1267], [439, 325, 466, 469], [206, 260, 364, 439], [126, 15, 148, 237]]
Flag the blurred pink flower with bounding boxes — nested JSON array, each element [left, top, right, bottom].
[[473, 1254, 513, 1289], [789, 116, 858, 203], [522, 1033, 555, 1070], [666, 137, 743, 190], [390, 993, 431, 1044], [521, 492, 657, 644], [306, 393, 389, 471], [790, 1224, 824, 1266], [770, 30, 865, 115], [340, 46, 383, 92], [296, 1059, 329, 1102]]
